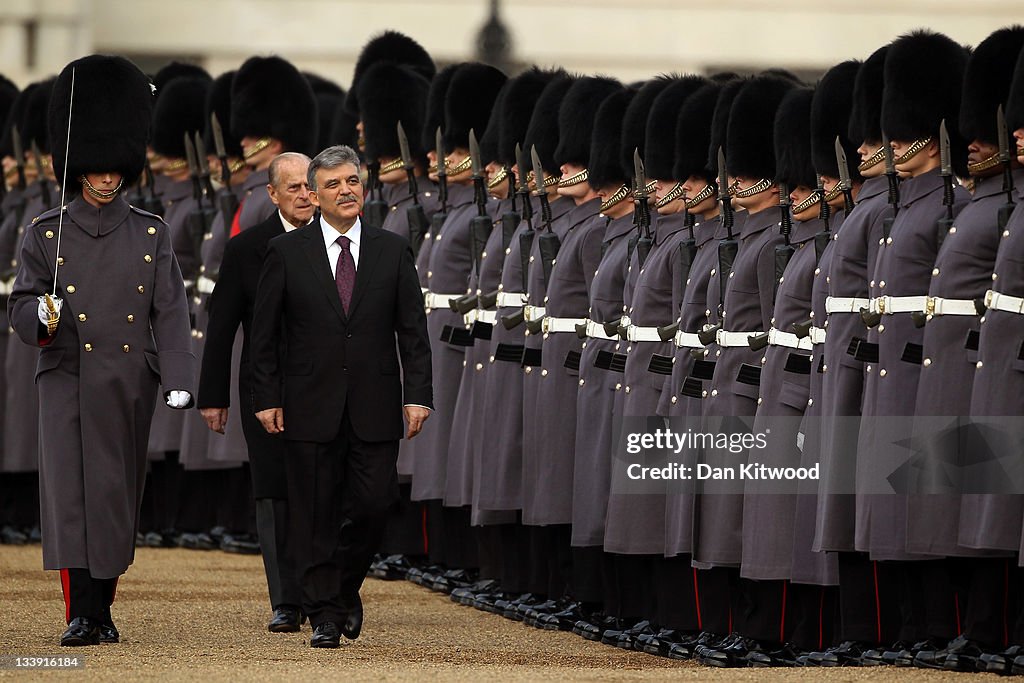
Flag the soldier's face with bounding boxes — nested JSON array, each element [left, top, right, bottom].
[[731, 176, 777, 212], [427, 150, 440, 182], [485, 161, 508, 199], [378, 158, 405, 185], [967, 140, 1001, 178], [891, 138, 938, 178], [654, 179, 683, 216], [857, 140, 885, 178], [446, 148, 472, 184], [268, 159, 313, 227], [682, 175, 716, 216], [81, 172, 124, 206], [556, 163, 591, 202], [820, 175, 845, 209], [1015, 128, 1024, 162], [790, 185, 818, 222], [310, 162, 363, 226], [356, 121, 365, 153]]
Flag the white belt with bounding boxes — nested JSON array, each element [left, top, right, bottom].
[[463, 309, 479, 325], [496, 291, 526, 308], [673, 330, 704, 348], [716, 329, 760, 347], [868, 295, 928, 315], [809, 326, 827, 345], [543, 316, 587, 334], [768, 328, 813, 350], [196, 275, 216, 295], [0, 280, 12, 296], [424, 291, 464, 310], [626, 325, 665, 343], [985, 289, 1024, 314], [477, 310, 497, 325], [524, 305, 546, 322], [825, 296, 870, 314], [584, 320, 618, 341], [926, 296, 977, 316]]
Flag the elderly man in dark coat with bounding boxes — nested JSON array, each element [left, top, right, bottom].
[[8, 54, 195, 647]]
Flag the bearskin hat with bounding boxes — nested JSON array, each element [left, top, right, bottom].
[[726, 76, 795, 181], [344, 31, 435, 117], [674, 82, 725, 183], [0, 75, 18, 156], [554, 76, 621, 169], [524, 73, 573, 173], [203, 71, 242, 159], [304, 73, 346, 152], [960, 26, 1024, 145], [588, 87, 635, 190], [49, 55, 153, 186], [0, 84, 32, 158], [357, 61, 431, 162], [811, 60, 862, 181], [151, 76, 210, 159], [774, 87, 816, 189], [848, 46, 887, 146], [443, 63, 506, 151], [707, 77, 747, 178], [620, 77, 674, 179], [645, 75, 709, 180], [421, 63, 459, 155], [152, 61, 209, 100], [231, 55, 318, 156], [496, 67, 561, 167], [22, 78, 55, 154], [478, 80, 509, 165]]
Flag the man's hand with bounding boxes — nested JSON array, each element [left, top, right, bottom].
[[201, 407, 228, 434], [37, 294, 62, 333], [257, 407, 284, 434], [404, 405, 431, 439]]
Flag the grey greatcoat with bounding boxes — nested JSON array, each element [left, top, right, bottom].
[[9, 195, 195, 578], [475, 198, 540, 512], [855, 168, 968, 560], [521, 196, 594, 526], [444, 194, 502, 510], [410, 183, 475, 502], [693, 206, 785, 568], [791, 231, 838, 586], [527, 200, 604, 527], [740, 217, 821, 580], [662, 214, 727, 558], [813, 176, 891, 552], [147, 178, 198, 454], [962, 181, 1024, 554], [908, 172, 1023, 558], [605, 212, 688, 555], [571, 212, 635, 548], [3, 180, 56, 473]]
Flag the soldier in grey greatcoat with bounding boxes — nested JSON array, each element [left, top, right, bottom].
[[9, 55, 195, 646], [907, 28, 1024, 672], [855, 30, 970, 663], [694, 74, 795, 668]]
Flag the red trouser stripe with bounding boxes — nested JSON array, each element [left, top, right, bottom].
[[59, 569, 71, 623], [421, 506, 429, 554], [779, 581, 788, 644], [873, 560, 883, 643], [692, 568, 703, 631], [955, 592, 962, 636], [229, 200, 245, 238]]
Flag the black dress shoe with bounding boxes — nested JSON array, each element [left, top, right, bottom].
[[912, 634, 991, 672], [599, 617, 632, 646], [431, 568, 477, 594], [1, 524, 27, 545], [99, 622, 119, 643], [499, 593, 539, 621], [178, 532, 217, 550], [669, 631, 723, 660], [615, 620, 654, 650], [268, 607, 304, 633], [1012, 653, 1024, 676], [700, 634, 766, 668], [746, 641, 804, 667], [26, 525, 42, 544], [471, 591, 509, 613], [640, 628, 685, 657], [371, 554, 414, 581], [882, 638, 944, 667], [573, 614, 617, 641], [61, 617, 101, 646], [342, 597, 363, 640], [220, 533, 261, 555], [537, 602, 588, 632], [809, 640, 874, 667], [451, 579, 499, 605], [310, 622, 340, 648], [521, 599, 559, 626], [143, 531, 165, 547], [980, 644, 1024, 674]]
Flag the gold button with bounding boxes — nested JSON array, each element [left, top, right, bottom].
[[949, 227, 957, 234], [867, 365, 872, 372], [45, 230, 54, 238], [191, 329, 199, 338], [78, 313, 86, 322], [138, 285, 145, 293], [886, 237, 893, 244], [148, 226, 157, 235], [807, 398, 814, 406], [197, 331, 204, 339], [992, 273, 998, 281], [127, 314, 134, 323], [625, 386, 630, 393], [879, 369, 887, 377], [123, 344, 130, 352], [144, 254, 152, 263], [822, 364, 828, 373], [814, 268, 820, 275], [878, 324, 885, 333], [57, 257, 64, 266], [1003, 230, 1010, 238], [84, 343, 92, 351], [879, 280, 886, 288], [923, 358, 931, 367], [66, 285, 76, 293]]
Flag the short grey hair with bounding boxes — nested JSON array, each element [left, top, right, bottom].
[[307, 145, 361, 191], [268, 152, 311, 188]]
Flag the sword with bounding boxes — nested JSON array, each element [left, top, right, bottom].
[[45, 66, 77, 333], [835, 136, 854, 214], [998, 105, 1016, 232], [533, 145, 560, 287], [30, 140, 51, 207], [398, 120, 429, 256], [633, 148, 653, 267]]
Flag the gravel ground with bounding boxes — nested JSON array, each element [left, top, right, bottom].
[[0, 546, 998, 681]]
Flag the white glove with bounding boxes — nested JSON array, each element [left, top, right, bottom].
[[166, 390, 192, 409], [37, 294, 62, 327]]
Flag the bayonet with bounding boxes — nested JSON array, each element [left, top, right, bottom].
[[30, 141, 51, 206], [194, 132, 217, 199], [717, 147, 734, 240], [939, 119, 953, 179], [531, 145, 552, 229], [398, 121, 429, 256], [436, 127, 448, 213], [836, 136, 854, 214], [881, 132, 899, 239], [142, 157, 164, 216], [211, 112, 232, 188], [936, 119, 956, 252], [816, 173, 831, 233], [11, 126, 26, 190], [998, 105, 1015, 231], [184, 132, 203, 202], [515, 143, 534, 230], [468, 129, 491, 276]]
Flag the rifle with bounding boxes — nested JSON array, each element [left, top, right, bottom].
[[142, 158, 165, 217], [997, 105, 1016, 232], [430, 126, 449, 247], [633, 148, 653, 267], [11, 126, 26, 191], [814, 174, 832, 263], [398, 121, 429, 256], [193, 133, 219, 231], [184, 133, 212, 282], [937, 119, 955, 250], [29, 141, 51, 207], [533, 145, 560, 286], [451, 129, 491, 315], [211, 112, 239, 219], [362, 160, 388, 230], [862, 135, 899, 328], [716, 147, 738, 316]]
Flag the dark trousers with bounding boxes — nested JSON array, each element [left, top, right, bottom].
[[893, 559, 962, 643], [379, 482, 428, 557], [140, 451, 182, 533], [285, 411, 399, 627], [255, 498, 302, 610], [735, 578, 836, 650], [0, 472, 39, 530], [963, 558, 1018, 649], [607, 554, 655, 621], [836, 552, 902, 645], [694, 566, 738, 635], [653, 555, 701, 633], [526, 525, 573, 600], [176, 470, 218, 533], [60, 568, 116, 624]]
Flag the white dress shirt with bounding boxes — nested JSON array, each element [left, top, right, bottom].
[[321, 215, 361, 273], [279, 210, 309, 233]]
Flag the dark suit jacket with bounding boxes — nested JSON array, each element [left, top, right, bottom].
[[250, 219, 432, 443], [198, 212, 284, 409]]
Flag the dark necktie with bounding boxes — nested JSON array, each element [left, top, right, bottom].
[[335, 235, 355, 314]]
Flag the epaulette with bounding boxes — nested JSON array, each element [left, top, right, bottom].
[[30, 205, 67, 227], [128, 204, 167, 223]]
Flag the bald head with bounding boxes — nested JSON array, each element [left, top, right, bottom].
[[267, 152, 314, 228]]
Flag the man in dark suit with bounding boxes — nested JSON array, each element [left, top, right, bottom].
[[250, 144, 432, 649], [197, 152, 314, 633]]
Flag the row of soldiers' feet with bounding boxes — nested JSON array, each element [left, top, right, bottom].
[[131, 526, 260, 554], [370, 553, 1024, 673]]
